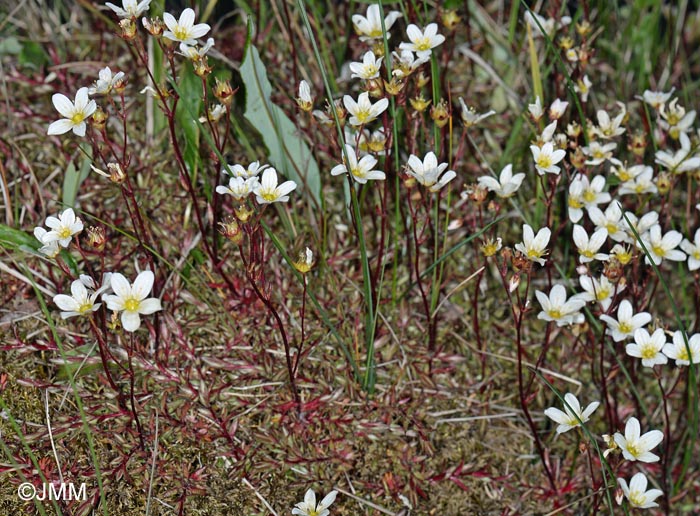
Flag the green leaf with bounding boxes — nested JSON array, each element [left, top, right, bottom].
[[175, 65, 203, 188], [62, 156, 92, 208], [240, 22, 321, 206], [0, 36, 22, 55], [0, 224, 38, 250], [18, 40, 48, 69]]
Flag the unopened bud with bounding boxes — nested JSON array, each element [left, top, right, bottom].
[[214, 79, 235, 107], [142, 17, 164, 36], [235, 204, 254, 223], [431, 99, 450, 128], [441, 10, 461, 31], [91, 106, 108, 130], [410, 95, 431, 112], [218, 217, 243, 244], [87, 226, 106, 251], [119, 18, 137, 40]]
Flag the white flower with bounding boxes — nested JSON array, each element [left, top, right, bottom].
[[405, 152, 456, 192], [296, 80, 313, 111], [352, 4, 401, 42], [105, 0, 151, 18], [216, 176, 259, 200], [572, 225, 608, 263], [655, 133, 700, 174], [588, 203, 626, 242], [223, 161, 268, 179], [540, 120, 558, 143], [292, 489, 338, 516], [528, 96, 543, 121], [391, 49, 429, 78], [47, 87, 97, 137], [399, 23, 445, 58], [681, 229, 700, 270], [612, 163, 646, 183], [103, 270, 162, 332], [536, 285, 586, 327], [33, 227, 60, 258], [549, 98, 568, 119], [343, 92, 388, 126], [575, 274, 624, 311], [591, 103, 626, 139], [544, 393, 599, 433], [163, 8, 210, 45], [622, 211, 659, 244], [253, 168, 297, 203], [41, 208, 84, 247], [349, 50, 383, 80], [567, 174, 610, 223], [530, 142, 566, 175], [659, 98, 696, 139], [524, 11, 571, 37], [179, 38, 214, 60], [575, 75, 593, 102], [627, 328, 669, 368], [458, 97, 495, 127], [582, 141, 617, 166], [617, 472, 663, 509], [199, 104, 226, 123], [53, 279, 102, 319], [618, 167, 658, 195], [477, 164, 524, 198], [613, 416, 663, 462], [639, 88, 674, 110], [331, 144, 385, 184], [514, 224, 551, 265], [599, 300, 651, 342], [663, 331, 700, 366], [88, 67, 125, 95], [639, 224, 685, 266]]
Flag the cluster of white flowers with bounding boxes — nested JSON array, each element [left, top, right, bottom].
[[217, 161, 297, 204], [52, 270, 161, 332]]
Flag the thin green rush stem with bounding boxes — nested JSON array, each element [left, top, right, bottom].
[[297, 0, 377, 391]]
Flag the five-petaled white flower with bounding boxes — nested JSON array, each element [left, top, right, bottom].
[[575, 274, 625, 312], [349, 50, 383, 80], [592, 103, 626, 139], [599, 300, 651, 342], [535, 284, 586, 327], [544, 393, 599, 434], [582, 141, 617, 166], [53, 278, 103, 319], [105, 0, 152, 18], [391, 49, 430, 78], [216, 176, 259, 200], [515, 224, 551, 265], [351, 4, 401, 42], [47, 87, 97, 137], [655, 133, 700, 174], [549, 98, 568, 119], [41, 208, 84, 247], [163, 8, 210, 45], [253, 168, 297, 203], [331, 144, 385, 184], [343, 92, 388, 126], [104, 270, 162, 332], [663, 331, 700, 366], [224, 161, 268, 179], [572, 225, 608, 263], [639, 88, 674, 110], [399, 23, 445, 58], [681, 229, 700, 271], [89, 67, 125, 95], [405, 151, 456, 192], [617, 472, 663, 509], [613, 416, 663, 462], [477, 164, 525, 198], [639, 224, 685, 266], [292, 489, 338, 516], [179, 38, 215, 61], [627, 328, 668, 368], [575, 75, 593, 102], [531, 142, 566, 175]]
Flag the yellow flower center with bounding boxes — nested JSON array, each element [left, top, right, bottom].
[[77, 302, 93, 314], [640, 345, 657, 360], [596, 287, 611, 301], [568, 197, 583, 209], [354, 109, 371, 124], [58, 227, 73, 239], [618, 322, 632, 334], [368, 28, 383, 38], [415, 37, 432, 51], [527, 249, 543, 259], [537, 155, 553, 170], [174, 26, 189, 41], [583, 190, 597, 203], [617, 170, 632, 181], [124, 298, 140, 312], [677, 348, 689, 361], [605, 223, 618, 235], [547, 309, 563, 319], [693, 251, 700, 260], [592, 149, 606, 160], [71, 112, 85, 125], [351, 165, 367, 179], [628, 490, 646, 507], [651, 244, 666, 257], [667, 113, 680, 126], [581, 249, 595, 258]]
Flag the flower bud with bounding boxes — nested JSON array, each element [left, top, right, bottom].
[[108, 163, 126, 184], [142, 17, 164, 36], [86, 226, 106, 251], [430, 99, 450, 128], [293, 247, 314, 274], [219, 217, 243, 244], [91, 106, 108, 130], [193, 57, 212, 78], [441, 10, 461, 31], [214, 79, 235, 107], [656, 171, 671, 194], [628, 132, 647, 157], [410, 95, 431, 112], [235, 204, 254, 223], [119, 18, 137, 40], [383, 78, 404, 96]]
